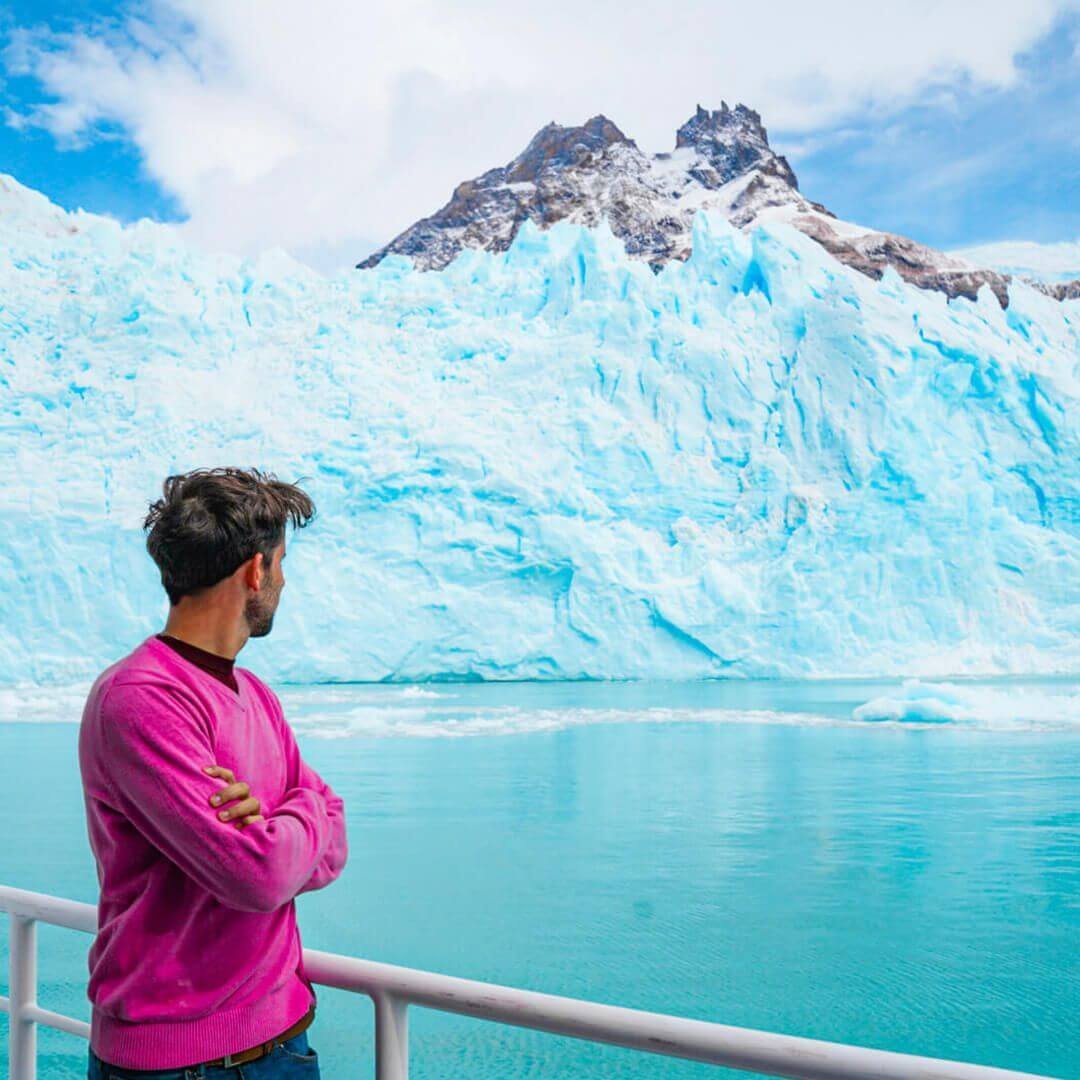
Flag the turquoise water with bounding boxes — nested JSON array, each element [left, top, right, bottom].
[[1, 678, 1078, 1078]]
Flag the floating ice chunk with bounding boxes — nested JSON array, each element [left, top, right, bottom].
[[852, 681, 968, 724], [852, 679, 1080, 730]]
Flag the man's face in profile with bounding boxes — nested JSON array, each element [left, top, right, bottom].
[[244, 542, 285, 638]]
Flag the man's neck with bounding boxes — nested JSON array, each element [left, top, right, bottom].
[[161, 619, 249, 661]]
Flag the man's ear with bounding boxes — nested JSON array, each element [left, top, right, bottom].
[[241, 551, 265, 591]]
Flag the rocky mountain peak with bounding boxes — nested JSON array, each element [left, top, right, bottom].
[[355, 102, 1075, 307], [673, 102, 798, 190], [507, 114, 633, 184], [675, 101, 762, 146]]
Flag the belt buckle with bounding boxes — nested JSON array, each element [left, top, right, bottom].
[[219, 1009, 307, 1068], [221, 1047, 260, 1068]]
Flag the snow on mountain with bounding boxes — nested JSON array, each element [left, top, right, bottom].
[[357, 105, 818, 273], [359, 103, 1079, 307], [949, 239, 1080, 284], [1, 173, 1077, 687]]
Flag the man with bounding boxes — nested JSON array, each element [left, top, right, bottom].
[[78, 467, 348, 1078]]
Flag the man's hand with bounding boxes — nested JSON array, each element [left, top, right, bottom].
[[203, 765, 265, 829]]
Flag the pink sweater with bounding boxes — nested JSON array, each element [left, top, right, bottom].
[[78, 634, 349, 1069]]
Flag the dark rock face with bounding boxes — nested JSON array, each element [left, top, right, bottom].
[[1036, 279, 1080, 301], [507, 115, 634, 181], [674, 102, 799, 190], [357, 103, 802, 275], [357, 104, 1078, 309], [792, 215, 1013, 307], [356, 115, 650, 271]]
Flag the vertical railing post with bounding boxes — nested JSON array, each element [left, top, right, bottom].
[[373, 991, 408, 1080], [9, 912, 37, 1080]]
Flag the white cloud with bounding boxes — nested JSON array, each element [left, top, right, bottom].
[[4, 0, 1074, 269]]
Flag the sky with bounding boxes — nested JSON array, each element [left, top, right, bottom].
[[1, 0, 1078, 273]]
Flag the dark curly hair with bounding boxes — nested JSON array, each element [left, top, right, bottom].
[[144, 467, 316, 605]]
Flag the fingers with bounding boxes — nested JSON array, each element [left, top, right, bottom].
[[216, 795, 261, 823], [203, 766, 263, 828], [208, 780, 250, 808]]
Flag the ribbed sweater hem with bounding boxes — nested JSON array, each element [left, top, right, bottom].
[[90, 974, 314, 1070]]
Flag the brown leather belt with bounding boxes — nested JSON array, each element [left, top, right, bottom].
[[203, 1003, 316, 1068]]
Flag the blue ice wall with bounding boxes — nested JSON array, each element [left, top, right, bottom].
[[1, 176, 1077, 685]]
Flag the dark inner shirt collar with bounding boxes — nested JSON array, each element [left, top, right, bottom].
[[155, 633, 239, 694]]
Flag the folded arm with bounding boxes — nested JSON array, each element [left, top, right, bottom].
[[99, 679, 333, 913], [269, 691, 349, 896]]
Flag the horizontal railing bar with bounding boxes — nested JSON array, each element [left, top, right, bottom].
[[0, 885, 1051, 1080], [0, 886, 96, 934], [300, 950, 1047, 1080], [21, 1004, 91, 1039]]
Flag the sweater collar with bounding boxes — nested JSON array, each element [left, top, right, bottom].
[[148, 634, 245, 703], [155, 633, 236, 675]]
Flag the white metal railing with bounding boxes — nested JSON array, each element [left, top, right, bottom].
[[0, 884, 1054, 1080]]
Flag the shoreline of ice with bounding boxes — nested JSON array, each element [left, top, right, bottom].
[[1, 677, 1075, 736]]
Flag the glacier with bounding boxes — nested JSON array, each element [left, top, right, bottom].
[[0, 174, 1077, 687]]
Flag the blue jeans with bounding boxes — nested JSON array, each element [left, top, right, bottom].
[[87, 1028, 320, 1079]]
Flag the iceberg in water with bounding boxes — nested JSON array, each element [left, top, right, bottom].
[[851, 679, 1080, 729], [0, 174, 1077, 686]]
